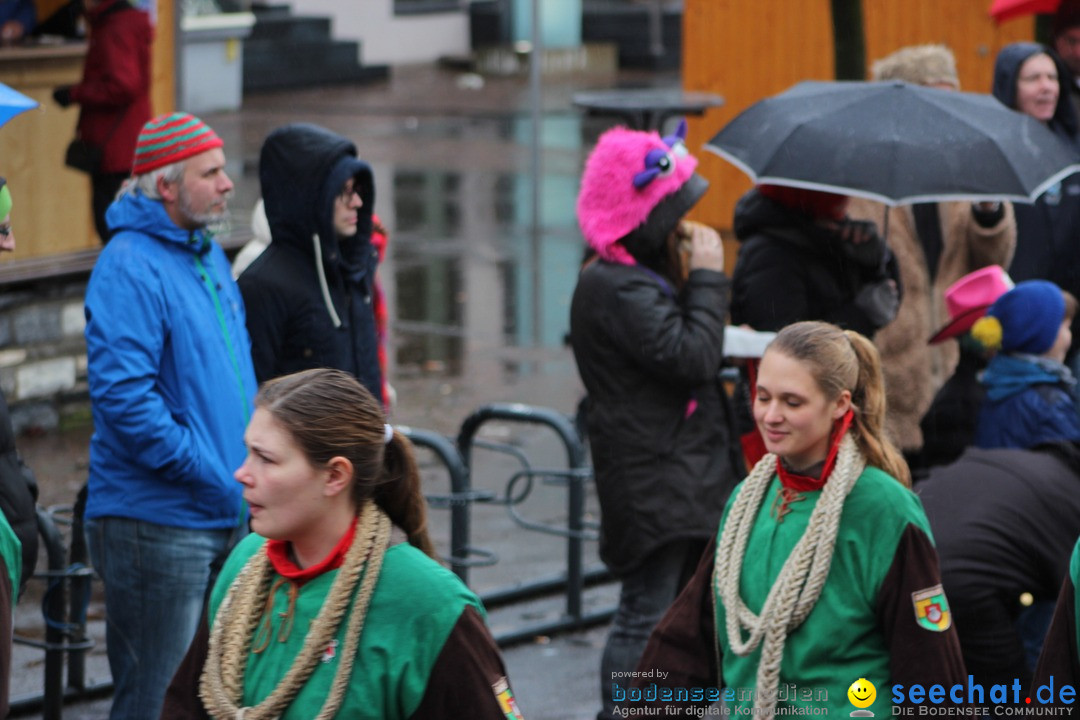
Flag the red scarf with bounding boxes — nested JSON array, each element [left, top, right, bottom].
[[775, 409, 855, 492], [265, 515, 359, 585]]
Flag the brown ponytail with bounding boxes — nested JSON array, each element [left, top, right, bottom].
[[767, 322, 911, 488], [843, 330, 911, 488], [255, 368, 438, 557], [372, 431, 436, 558]]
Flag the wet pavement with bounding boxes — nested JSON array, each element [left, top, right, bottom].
[[8, 62, 687, 719]]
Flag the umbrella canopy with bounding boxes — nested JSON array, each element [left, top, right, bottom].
[[706, 80, 1080, 206], [989, 0, 1060, 23], [0, 83, 36, 128]]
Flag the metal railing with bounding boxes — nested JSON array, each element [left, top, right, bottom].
[[11, 505, 109, 719], [402, 402, 616, 646]]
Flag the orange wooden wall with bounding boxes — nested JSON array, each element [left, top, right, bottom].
[[152, 0, 175, 116], [684, 0, 1035, 234]]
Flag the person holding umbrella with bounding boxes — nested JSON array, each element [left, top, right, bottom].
[[846, 44, 1016, 474], [730, 184, 901, 338]]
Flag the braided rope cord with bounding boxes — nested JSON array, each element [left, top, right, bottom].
[[714, 434, 865, 715], [200, 501, 392, 719]]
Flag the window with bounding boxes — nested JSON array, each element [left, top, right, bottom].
[[394, 0, 463, 16]]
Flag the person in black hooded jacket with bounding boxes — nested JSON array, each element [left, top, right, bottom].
[[238, 124, 382, 399]]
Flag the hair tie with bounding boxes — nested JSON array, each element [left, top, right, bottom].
[[383, 423, 394, 445]]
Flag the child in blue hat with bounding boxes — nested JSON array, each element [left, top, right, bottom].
[[972, 280, 1080, 449]]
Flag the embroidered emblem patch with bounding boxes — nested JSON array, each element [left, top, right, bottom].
[[492, 677, 525, 720], [912, 584, 952, 631], [320, 638, 338, 664]]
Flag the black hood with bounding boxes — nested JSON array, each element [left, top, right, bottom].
[[733, 188, 830, 248], [733, 188, 886, 269], [992, 42, 1078, 139], [259, 123, 375, 266]]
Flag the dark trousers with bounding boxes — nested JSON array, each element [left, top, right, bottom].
[[598, 539, 707, 720], [91, 172, 127, 243]]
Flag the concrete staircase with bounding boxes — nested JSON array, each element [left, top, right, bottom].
[[243, 4, 389, 92]]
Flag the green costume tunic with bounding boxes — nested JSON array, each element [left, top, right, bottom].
[[1033, 538, 1080, 693], [633, 466, 967, 716], [0, 509, 19, 718], [161, 533, 523, 719]]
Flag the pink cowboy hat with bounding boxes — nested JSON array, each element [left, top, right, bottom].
[[928, 265, 1014, 344]]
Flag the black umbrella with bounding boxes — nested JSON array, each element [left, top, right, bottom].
[[705, 80, 1080, 206]]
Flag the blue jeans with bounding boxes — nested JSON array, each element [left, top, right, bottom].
[[598, 539, 706, 720], [86, 517, 242, 720]]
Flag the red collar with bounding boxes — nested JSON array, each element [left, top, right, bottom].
[[265, 515, 358, 585], [775, 409, 854, 492]]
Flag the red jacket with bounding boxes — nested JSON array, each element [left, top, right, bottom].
[[70, 0, 152, 175]]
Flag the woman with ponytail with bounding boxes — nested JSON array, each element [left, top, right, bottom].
[[632, 322, 965, 717], [160, 368, 523, 720]]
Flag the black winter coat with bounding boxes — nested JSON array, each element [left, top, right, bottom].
[[0, 388, 36, 594], [917, 347, 986, 473], [569, 261, 741, 576], [238, 124, 382, 398], [730, 189, 900, 336], [919, 443, 1080, 687]]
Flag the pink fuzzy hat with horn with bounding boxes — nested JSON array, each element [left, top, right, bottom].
[[576, 120, 705, 265]]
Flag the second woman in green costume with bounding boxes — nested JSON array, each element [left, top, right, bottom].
[[634, 321, 966, 716]]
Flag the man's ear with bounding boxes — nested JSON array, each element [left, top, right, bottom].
[[324, 456, 353, 498], [157, 174, 179, 204]]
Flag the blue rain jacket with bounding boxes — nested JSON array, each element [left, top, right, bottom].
[[975, 353, 1080, 451], [84, 191, 257, 528]]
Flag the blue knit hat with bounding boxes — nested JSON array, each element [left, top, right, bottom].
[[973, 280, 1065, 355]]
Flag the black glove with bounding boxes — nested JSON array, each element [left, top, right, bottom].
[[52, 86, 73, 108], [854, 279, 900, 329]]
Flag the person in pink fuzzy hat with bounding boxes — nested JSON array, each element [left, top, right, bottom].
[[568, 121, 742, 720]]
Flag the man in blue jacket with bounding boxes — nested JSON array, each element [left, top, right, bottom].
[[83, 113, 257, 720]]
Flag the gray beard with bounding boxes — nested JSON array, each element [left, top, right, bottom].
[[178, 187, 229, 230]]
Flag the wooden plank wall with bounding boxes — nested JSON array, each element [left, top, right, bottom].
[[683, 0, 1034, 237], [152, 0, 176, 117]]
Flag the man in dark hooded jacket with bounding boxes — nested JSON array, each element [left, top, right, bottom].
[[238, 124, 382, 398]]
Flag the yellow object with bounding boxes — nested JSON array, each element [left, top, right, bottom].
[[1020, 592, 1034, 607], [971, 316, 1003, 351], [848, 678, 877, 709]]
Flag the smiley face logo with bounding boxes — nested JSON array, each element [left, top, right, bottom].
[[848, 678, 876, 709]]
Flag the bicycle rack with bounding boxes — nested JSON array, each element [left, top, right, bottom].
[[396, 425, 498, 580], [403, 402, 615, 646]]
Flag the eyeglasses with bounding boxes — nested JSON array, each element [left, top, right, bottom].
[[337, 184, 360, 204], [0, 225, 12, 238]]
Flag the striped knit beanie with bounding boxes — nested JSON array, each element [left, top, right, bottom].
[[132, 113, 224, 176]]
